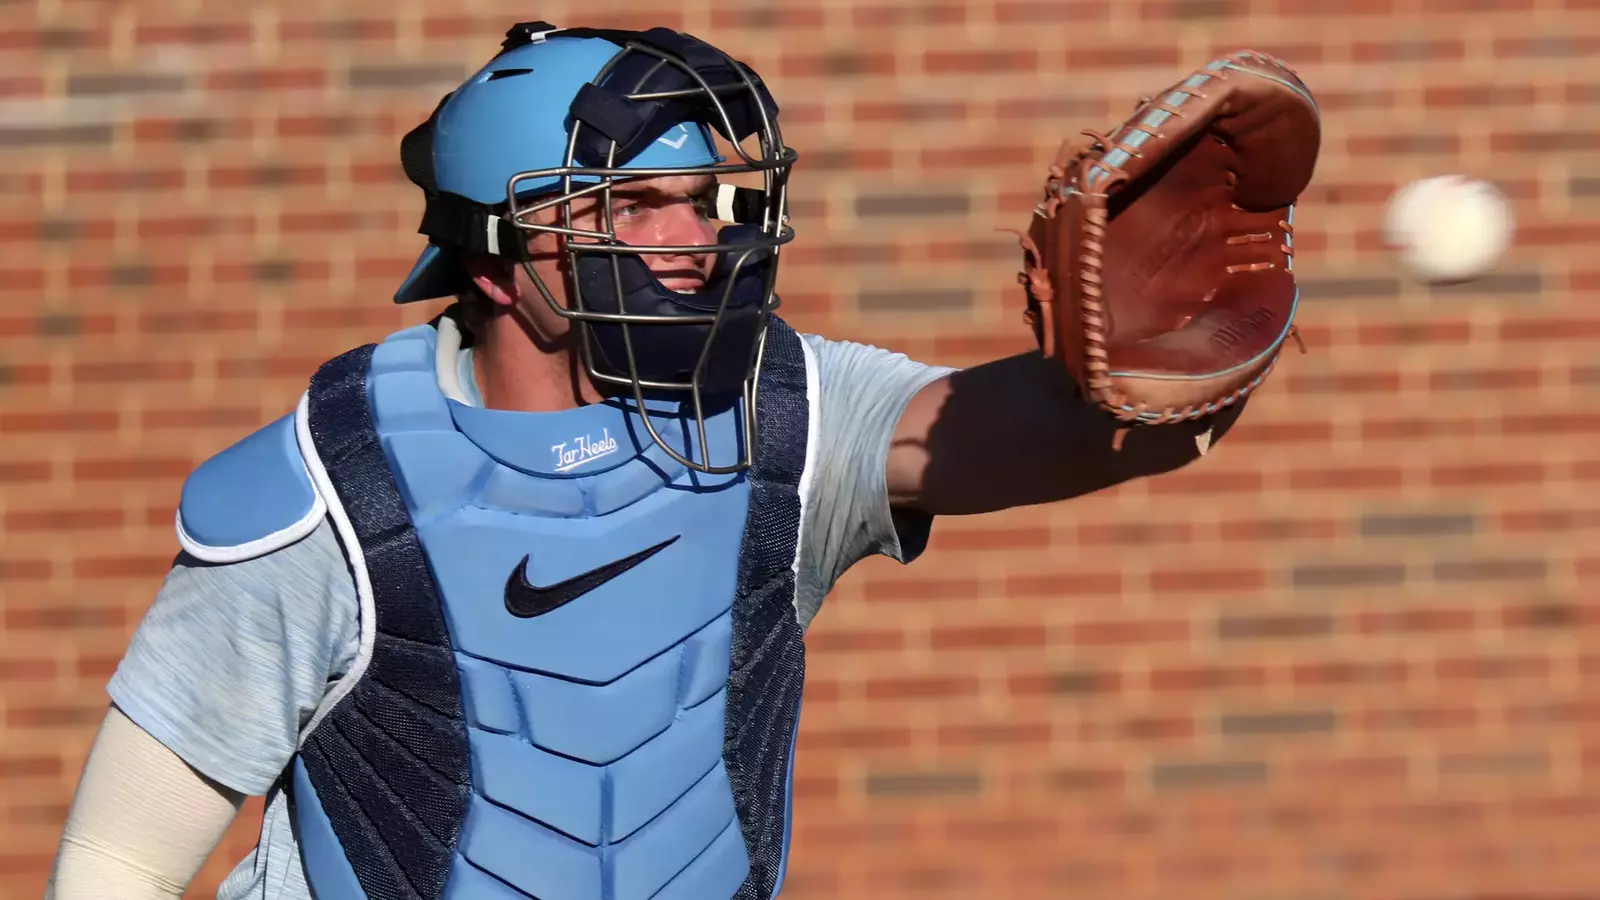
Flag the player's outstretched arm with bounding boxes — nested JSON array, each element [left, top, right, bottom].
[[887, 50, 1318, 518], [885, 351, 1241, 516]]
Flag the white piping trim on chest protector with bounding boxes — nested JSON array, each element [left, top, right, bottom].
[[790, 334, 821, 622], [292, 391, 378, 748]]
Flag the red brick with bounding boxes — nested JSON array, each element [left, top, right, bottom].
[[807, 629, 906, 656], [1066, 46, 1182, 69], [1355, 606, 1477, 635], [1278, 0, 1397, 12], [1076, 711, 1197, 743], [137, 310, 260, 335], [1355, 702, 1480, 733], [1500, 316, 1600, 341], [72, 457, 193, 481], [73, 554, 170, 580], [1435, 652, 1553, 684], [1149, 566, 1268, 594], [135, 21, 252, 46], [919, 144, 1036, 169], [864, 673, 980, 702], [1223, 420, 1336, 446], [924, 49, 1039, 75], [1145, 469, 1265, 496], [929, 623, 1046, 650], [65, 166, 186, 193], [798, 725, 915, 752], [72, 359, 194, 384], [0, 654, 57, 681], [997, 1, 1111, 23], [4, 603, 125, 632], [1348, 133, 1462, 156], [1425, 83, 1539, 107], [136, 214, 255, 240], [0, 461, 50, 483], [779, 51, 897, 79], [0, 756, 62, 781], [1430, 461, 1546, 487], [207, 164, 327, 190], [0, 558, 52, 583], [1363, 416, 1483, 441], [1500, 508, 1600, 534], [65, 262, 191, 290], [927, 525, 1053, 552], [1007, 667, 1123, 701], [1148, 663, 1270, 694], [1287, 465, 1406, 490], [1217, 517, 1342, 541], [859, 576, 983, 604], [132, 117, 254, 145], [207, 68, 327, 92], [1291, 658, 1411, 689], [710, 5, 826, 29], [1074, 520, 1196, 546], [1493, 34, 1600, 58], [4, 508, 123, 532], [278, 19, 397, 42], [1005, 571, 1124, 597], [1, 411, 119, 434], [1357, 319, 1475, 345], [1351, 38, 1466, 62], [1293, 754, 1410, 787], [935, 719, 1052, 748], [851, 3, 967, 26]]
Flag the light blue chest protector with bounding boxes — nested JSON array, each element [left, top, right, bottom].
[[177, 316, 816, 900]]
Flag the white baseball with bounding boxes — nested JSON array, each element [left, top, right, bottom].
[[1382, 175, 1514, 284]]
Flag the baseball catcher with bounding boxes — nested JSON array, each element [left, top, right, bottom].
[[47, 37, 1321, 900]]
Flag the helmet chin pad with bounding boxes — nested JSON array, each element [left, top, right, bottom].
[[570, 224, 776, 394]]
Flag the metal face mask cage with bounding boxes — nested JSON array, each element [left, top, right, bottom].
[[412, 23, 798, 476]]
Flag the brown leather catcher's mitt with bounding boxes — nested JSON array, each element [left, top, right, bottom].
[[1017, 50, 1320, 431]]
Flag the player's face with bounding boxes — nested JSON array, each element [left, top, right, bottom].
[[528, 173, 721, 293], [493, 174, 720, 346]]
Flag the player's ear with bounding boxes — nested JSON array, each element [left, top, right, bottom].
[[460, 252, 519, 308]]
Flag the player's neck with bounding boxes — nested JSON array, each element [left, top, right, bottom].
[[470, 308, 606, 414]]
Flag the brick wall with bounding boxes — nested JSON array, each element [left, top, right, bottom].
[[3, 1, 1597, 898]]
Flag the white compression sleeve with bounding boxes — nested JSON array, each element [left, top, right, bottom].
[[45, 705, 245, 900]]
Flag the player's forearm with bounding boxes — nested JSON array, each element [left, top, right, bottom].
[[889, 350, 1237, 515], [46, 839, 188, 900], [47, 706, 244, 900]]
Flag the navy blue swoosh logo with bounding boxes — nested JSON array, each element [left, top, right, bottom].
[[503, 535, 680, 618]]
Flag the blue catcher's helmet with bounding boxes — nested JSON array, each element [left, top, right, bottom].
[[394, 22, 797, 474]]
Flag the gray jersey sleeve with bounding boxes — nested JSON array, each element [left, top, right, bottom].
[[104, 524, 359, 796], [793, 334, 956, 630]]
